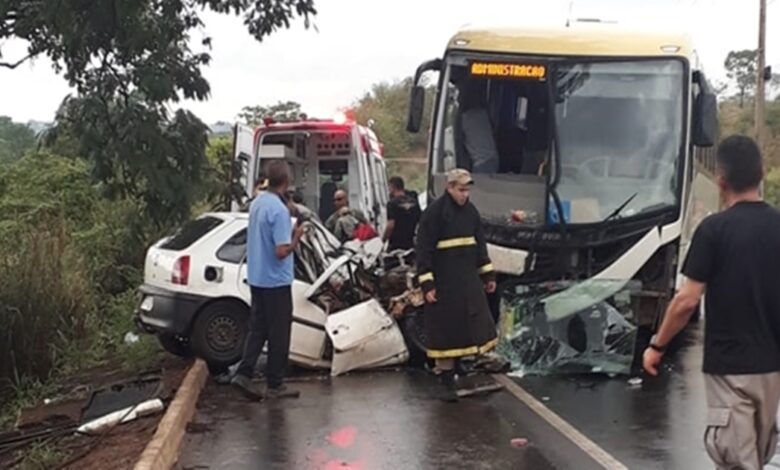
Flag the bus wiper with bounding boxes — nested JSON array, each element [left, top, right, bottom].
[[602, 192, 638, 223]]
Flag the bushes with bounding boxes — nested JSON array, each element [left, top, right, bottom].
[[0, 217, 94, 387], [0, 151, 167, 393]]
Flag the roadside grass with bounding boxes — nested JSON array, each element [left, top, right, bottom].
[[0, 288, 163, 432], [17, 441, 65, 470], [0, 287, 164, 469]]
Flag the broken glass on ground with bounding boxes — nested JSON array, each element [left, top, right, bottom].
[[496, 279, 641, 377]]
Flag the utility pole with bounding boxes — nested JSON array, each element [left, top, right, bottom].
[[756, 0, 767, 151], [566, 0, 574, 27]]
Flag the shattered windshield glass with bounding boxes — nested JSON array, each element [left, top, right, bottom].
[[496, 279, 641, 376]]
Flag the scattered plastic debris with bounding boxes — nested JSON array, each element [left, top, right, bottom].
[[124, 332, 140, 344], [511, 437, 529, 448], [81, 377, 161, 422], [77, 399, 164, 434]]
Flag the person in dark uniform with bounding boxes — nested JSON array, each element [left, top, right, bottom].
[[383, 176, 421, 251], [416, 168, 497, 401]]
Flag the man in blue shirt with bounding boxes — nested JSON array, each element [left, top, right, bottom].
[[232, 160, 304, 400]]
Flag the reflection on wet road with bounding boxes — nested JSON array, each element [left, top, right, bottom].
[[178, 323, 780, 470], [178, 370, 602, 470], [519, 324, 711, 469]]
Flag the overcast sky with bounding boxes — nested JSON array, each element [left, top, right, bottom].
[[0, 0, 778, 123]]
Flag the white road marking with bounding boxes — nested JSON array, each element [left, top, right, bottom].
[[493, 374, 628, 470]]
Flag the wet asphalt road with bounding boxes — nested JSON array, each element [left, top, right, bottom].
[[518, 323, 710, 469], [177, 322, 780, 470], [177, 370, 602, 470]]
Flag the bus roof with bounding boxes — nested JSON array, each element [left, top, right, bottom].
[[447, 24, 694, 59]]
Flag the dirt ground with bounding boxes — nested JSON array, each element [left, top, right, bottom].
[[0, 354, 191, 470]]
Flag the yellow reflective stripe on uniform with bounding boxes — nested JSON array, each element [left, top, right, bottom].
[[419, 272, 434, 282], [479, 263, 494, 274], [426, 338, 499, 359], [436, 237, 477, 250]]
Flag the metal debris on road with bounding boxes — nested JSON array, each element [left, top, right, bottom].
[[496, 279, 641, 377], [628, 377, 643, 388]]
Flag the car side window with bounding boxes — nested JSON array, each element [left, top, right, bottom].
[[216, 228, 247, 264]]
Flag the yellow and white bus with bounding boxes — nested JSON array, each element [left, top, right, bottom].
[[407, 22, 718, 328]]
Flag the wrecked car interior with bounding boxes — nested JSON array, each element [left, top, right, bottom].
[[277, 219, 425, 376]]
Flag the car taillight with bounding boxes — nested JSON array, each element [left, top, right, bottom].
[[172, 256, 190, 285]]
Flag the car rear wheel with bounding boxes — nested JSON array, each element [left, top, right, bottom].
[[157, 334, 193, 358], [191, 300, 248, 371]]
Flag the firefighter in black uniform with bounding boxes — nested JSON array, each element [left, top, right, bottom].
[[416, 168, 497, 401]]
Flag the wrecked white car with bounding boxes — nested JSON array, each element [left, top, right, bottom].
[[135, 212, 423, 376]]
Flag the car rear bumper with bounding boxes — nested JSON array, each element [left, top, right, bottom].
[[134, 284, 209, 336]]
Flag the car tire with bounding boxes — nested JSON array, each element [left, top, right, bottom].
[[157, 334, 193, 358], [399, 310, 431, 369], [191, 300, 249, 371]]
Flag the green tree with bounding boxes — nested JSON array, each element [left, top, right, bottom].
[[352, 78, 434, 160], [0, 116, 36, 164], [239, 101, 304, 125], [725, 49, 758, 107], [1, 1, 317, 225], [352, 78, 434, 191], [200, 135, 242, 212], [44, 95, 211, 226]]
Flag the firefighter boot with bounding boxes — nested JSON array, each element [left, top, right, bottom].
[[438, 370, 459, 403]]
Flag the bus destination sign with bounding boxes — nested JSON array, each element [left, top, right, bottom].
[[470, 62, 547, 80]]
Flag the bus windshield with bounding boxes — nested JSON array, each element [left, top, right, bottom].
[[555, 60, 685, 222], [433, 56, 685, 225]]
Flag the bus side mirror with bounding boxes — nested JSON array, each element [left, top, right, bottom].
[[693, 92, 718, 147], [407, 86, 426, 133]]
